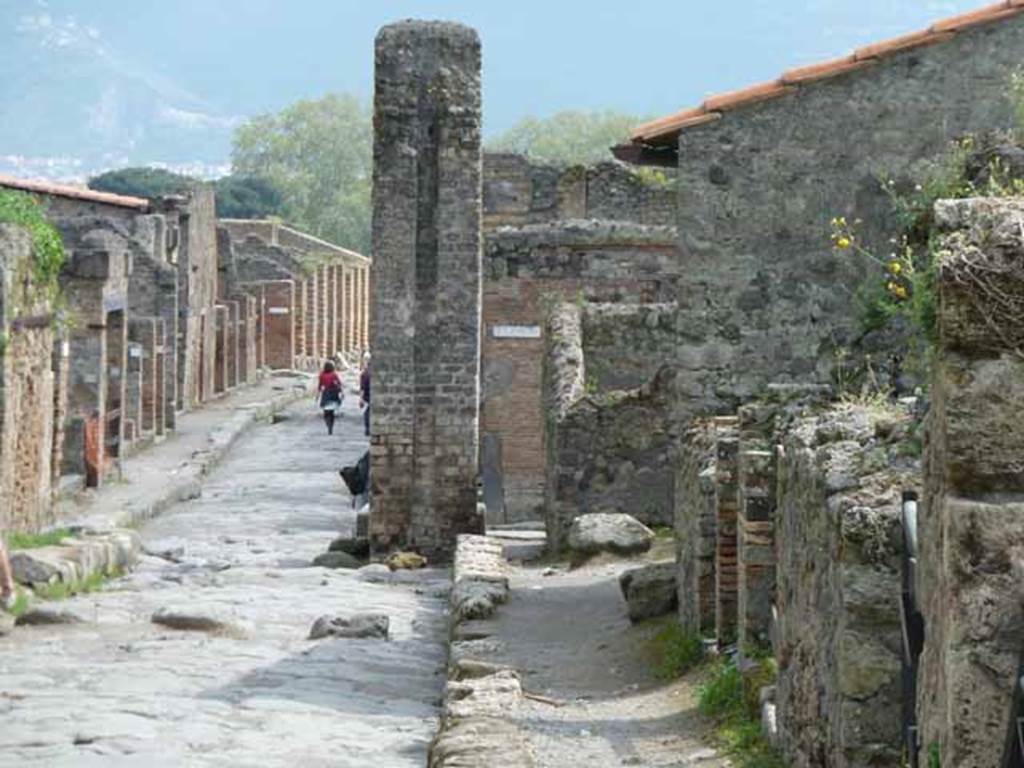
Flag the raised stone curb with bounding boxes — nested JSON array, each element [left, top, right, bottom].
[[429, 534, 534, 767], [9, 529, 140, 588], [63, 380, 310, 532]]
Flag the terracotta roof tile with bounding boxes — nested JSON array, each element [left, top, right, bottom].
[[703, 80, 796, 112], [931, 2, 1020, 31], [780, 55, 874, 85], [0, 174, 150, 211], [632, 108, 723, 142], [630, 0, 1024, 147], [854, 29, 954, 60]]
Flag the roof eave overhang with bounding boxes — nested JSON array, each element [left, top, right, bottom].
[[611, 142, 678, 167]]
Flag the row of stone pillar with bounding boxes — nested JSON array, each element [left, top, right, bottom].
[[291, 261, 370, 369], [238, 259, 369, 372]]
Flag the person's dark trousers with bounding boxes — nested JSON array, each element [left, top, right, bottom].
[[363, 404, 370, 437], [324, 409, 335, 435]]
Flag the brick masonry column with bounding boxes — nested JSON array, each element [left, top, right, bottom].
[[261, 281, 295, 370], [737, 404, 777, 649], [339, 266, 352, 356], [361, 265, 370, 350], [714, 416, 739, 644], [370, 20, 484, 560]]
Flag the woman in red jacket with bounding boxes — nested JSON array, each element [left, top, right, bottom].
[[316, 360, 344, 435]]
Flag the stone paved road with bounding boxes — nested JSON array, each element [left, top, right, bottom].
[[0, 399, 449, 768]]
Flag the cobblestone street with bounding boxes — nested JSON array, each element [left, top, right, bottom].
[[0, 399, 449, 768]]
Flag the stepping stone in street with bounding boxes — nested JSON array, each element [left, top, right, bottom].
[[308, 613, 389, 640]]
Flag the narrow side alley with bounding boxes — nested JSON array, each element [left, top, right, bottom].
[[0, 399, 449, 768]]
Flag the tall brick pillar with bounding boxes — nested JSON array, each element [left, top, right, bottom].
[[714, 416, 740, 644], [370, 20, 484, 560], [737, 404, 777, 649]]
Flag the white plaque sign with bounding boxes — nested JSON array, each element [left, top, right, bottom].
[[268, 307, 290, 316], [492, 325, 541, 339]]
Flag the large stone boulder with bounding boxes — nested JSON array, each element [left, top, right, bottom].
[[618, 560, 678, 622], [567, 513, 653, 557]]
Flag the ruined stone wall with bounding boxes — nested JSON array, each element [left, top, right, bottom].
[[543, 299, 684, 549], [53, 220, 131, 485], [482, 221, 678, 523], [483, 153, 675, 229], [674, 418, 717, 635], [775, 402, 918, 767], [53, 210, 179, 434], [581, 301, 679, 392], [0, 225, 57, 532], [369, 20, 484, 559], [917, 198, 1024, 766], [673, 16, 1024, 411]]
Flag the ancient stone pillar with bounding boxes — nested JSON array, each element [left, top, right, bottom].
[[714, 416, 740, 644], [370, 20, 484, 559], [737, 404, 777, 649], [918, 199, 1024, 765]]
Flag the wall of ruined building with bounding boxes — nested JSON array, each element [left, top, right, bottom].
[[582, 302, 679, 392], [50, 207, 179, 445], [483, 153, 676, 230], [53, 219, 131, 485], [917, 198, 1024, 766], [674, 418, 717, 635], [482, 220, 678, 523], [774, 402, 919, 767], [369, 21, 484, 560], [0, 225, 58, 533], [672, 16, 1024, 412], [543, 299, 683, 550]]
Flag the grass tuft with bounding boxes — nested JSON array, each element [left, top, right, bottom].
[[698, 658, 785, 768], [647, 619, 704, 680], [32, 569, 118, 602], [5, 528, 73, 550]]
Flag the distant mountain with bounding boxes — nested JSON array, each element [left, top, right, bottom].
[[0, 3, 236, 181]]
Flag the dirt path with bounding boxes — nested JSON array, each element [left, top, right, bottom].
[[0, 398, 448, 768], [486, 542, 730, 768]]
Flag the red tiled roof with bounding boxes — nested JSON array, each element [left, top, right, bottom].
[[0, 174, 150, 211], [630, 1, 1023, 146]]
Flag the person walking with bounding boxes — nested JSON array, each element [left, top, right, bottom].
[[317, 360, 343, 435], [359, 354, 371, 438]]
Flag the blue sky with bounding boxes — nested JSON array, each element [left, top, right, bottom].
[[39, 0, 986, 134]]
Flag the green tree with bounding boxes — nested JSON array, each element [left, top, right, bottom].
[[88, 167, 195, 199], [487, 110, 645, 166], [213, 176, 285, 219], [231, 93, 372, 254]]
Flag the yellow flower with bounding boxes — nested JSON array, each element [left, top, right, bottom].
[[836, 237, 852, 250], [889, 261, 902, 275]]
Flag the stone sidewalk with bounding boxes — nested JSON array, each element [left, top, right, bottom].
[[58, 373, 314, 532]]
